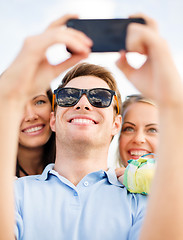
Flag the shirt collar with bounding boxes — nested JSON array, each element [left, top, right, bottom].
[[37, 164, 124, 188], [36, 163, 55, 181], [105, 168, 124, 187]]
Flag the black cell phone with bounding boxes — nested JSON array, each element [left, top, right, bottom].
[[66, 18, 146, 52]]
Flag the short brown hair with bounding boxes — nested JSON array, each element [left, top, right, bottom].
[[55, 63, 122, 115]]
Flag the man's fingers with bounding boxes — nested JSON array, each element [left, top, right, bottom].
[[129, 13, 159, 32], [47, 14, 79, 29], [116, 51, 135, 79], [22, 27, 92, 61], [125, 13, 159, 54], [62, 28, 93, 52]]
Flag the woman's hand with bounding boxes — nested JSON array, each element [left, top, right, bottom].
[[115, 167, 126, 184]]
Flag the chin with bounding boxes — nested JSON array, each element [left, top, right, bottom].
[[20, 138, 49, 149], [70, 136, 96, 146], [121, 157, 128, 167]]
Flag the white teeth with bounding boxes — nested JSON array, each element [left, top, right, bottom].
[[130, 150, 148, 156], [72, 118, 94, 124], [24, 126, 43, 133]]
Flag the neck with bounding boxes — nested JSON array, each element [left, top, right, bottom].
[[17, 145, 44, 176], [54, 143, 109, 186]]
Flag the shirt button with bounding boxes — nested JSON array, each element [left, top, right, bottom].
[[74, 192, 78, 196], [83, 181, 89, 187]]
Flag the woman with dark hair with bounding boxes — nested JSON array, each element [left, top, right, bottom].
[[16, 89, 55, 177]]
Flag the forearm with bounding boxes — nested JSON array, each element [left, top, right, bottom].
[[140, 103, 183, 240], [117, 14, 183, 240], [0, 101, 24, 240]]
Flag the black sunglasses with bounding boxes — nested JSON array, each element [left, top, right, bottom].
[[52, 87, 119, 114]]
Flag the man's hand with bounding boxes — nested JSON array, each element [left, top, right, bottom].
[[116, 14, 183, 107], [0, 14, 92, 106], [117, 14, 183, 240]]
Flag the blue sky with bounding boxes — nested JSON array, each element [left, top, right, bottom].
[[1, 0, 183, 166]]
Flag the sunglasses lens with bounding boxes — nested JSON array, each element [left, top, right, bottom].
[[56, 88, 114, 108], [89, 89, 112, 108], [57, 88, 80, 107]]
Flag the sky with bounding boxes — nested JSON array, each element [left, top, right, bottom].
[[1, 0, 183, 166]]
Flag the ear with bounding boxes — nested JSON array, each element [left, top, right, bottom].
[[50, 112, 56, 132], [111, 114, 122, 136]]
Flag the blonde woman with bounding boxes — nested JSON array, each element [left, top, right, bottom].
[[116, 95, 158, 194]]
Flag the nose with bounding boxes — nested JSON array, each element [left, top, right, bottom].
[[74, 94, 93, 111], [132, 130, 146, 144], [24, 104, 38, 122]]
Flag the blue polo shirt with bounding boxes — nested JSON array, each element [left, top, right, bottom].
[[14, 164, 147, 240]]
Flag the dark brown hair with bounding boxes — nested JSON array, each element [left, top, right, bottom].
[[41, 89, 56, 167]]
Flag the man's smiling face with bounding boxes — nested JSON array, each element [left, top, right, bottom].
[[50, 75, 121, 148]]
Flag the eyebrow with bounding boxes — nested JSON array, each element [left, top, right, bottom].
[[145, 123, 158, 127], [123, 122, 158, 127], [123, 121, 136, 126], [32, 95, 47, 100]]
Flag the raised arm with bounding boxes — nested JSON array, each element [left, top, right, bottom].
[[116, 14, 183, 240], [0, 14, 92, 239]]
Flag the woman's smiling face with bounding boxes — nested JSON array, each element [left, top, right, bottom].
[[19, 91, 52, 149], [119, 101, 159, 167]]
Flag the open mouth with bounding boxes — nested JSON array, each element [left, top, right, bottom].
[[23, 125, 45, 134], [128, 150, 150, 158]]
